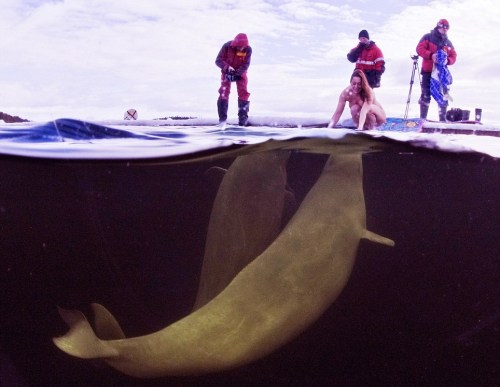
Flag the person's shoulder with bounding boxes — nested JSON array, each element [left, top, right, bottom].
[[340, 87, 355, 100], [369, 41, 383, 50], [419, 31, 432, 41]]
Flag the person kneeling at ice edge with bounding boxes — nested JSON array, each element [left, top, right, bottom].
[[215, 33, 252, 126], [327, 70, 386, 130]]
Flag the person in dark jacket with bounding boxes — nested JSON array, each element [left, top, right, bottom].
[[347, 30, 385, 88], [416, 19, 457, 121], [215, 33, 252, 126]]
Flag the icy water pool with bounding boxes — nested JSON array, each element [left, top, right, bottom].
[[0, 120, 498, 386]]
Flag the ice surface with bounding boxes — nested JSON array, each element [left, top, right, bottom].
[[0, 116, 499, 159]]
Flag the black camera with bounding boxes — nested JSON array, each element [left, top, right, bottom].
[[225, 71, 241, 82]]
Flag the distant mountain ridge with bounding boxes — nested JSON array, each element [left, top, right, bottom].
[[0, 112, 30, 123]]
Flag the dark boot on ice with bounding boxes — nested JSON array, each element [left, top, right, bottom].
[[238, 99, 250, 126], [438, 105, 447, 122], [217, 98, 228, 123], [419, 98, 429, 120]]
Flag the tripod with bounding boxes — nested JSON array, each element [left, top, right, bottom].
[[404, 54, 421, 119]]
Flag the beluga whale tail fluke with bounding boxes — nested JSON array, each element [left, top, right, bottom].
[[89, 302, 127, 340], [53, 148, 395, 378], [54, 307, 120, 359]]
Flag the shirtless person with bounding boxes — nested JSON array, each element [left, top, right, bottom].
[[327, 69, 385, 130]]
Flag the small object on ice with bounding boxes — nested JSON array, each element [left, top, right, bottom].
[[124, 109, 138, 120]]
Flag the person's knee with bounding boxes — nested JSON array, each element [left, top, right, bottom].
[[218, 84, 231, 99], [237, 88, 250, 101], [419, 94, 431, 105]]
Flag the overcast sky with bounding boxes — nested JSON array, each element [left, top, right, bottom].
[[1, 0, 498, 123]]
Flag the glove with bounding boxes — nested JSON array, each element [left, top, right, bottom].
[[347, 44, 364, 63], [225, 70, 242, 82]]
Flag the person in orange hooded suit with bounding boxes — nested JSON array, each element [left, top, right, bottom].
[[215, 33, 252, 126]]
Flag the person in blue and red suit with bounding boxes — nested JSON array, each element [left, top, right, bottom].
[[215, 33, 252, 126], [347, 30, 385, 89], [416, 19, 457, 121]]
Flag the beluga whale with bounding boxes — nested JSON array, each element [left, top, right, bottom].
[[53, 147, 395, 378]]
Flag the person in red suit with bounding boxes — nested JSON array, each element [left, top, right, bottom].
[[347, 30, 385, 88], [215, 33, 252, 126], [416, 19, 457, 121]]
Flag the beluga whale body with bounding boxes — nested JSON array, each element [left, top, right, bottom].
[[53, 148, 394, 378]]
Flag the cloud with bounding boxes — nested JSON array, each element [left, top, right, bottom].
[[276, 0, 360, 22], [0, 0, 499, 123]]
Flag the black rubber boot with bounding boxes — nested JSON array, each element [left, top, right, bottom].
[[217, 98, 228, 123], [419, 98, 429, 120], [238, 99, 250, 126], [438, 105, 447, 122]]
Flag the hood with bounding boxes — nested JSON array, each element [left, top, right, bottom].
[[230, 33, 249, 48]]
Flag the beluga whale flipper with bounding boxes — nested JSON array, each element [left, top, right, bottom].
[[53, 150, 394, 378]]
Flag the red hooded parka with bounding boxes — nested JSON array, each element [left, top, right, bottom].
[[215, 33, 252, 101], [215, 33, 252, 77]]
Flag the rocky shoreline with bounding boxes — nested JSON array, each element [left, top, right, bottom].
[[0, 112, 29, 123]]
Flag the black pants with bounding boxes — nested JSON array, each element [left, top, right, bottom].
[[419, 72, 431, 105]]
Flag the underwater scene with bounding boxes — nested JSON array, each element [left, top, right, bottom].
[[0, 121, 498, 386]]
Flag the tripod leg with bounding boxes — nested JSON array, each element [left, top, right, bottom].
[[404, 61, 418, 119]]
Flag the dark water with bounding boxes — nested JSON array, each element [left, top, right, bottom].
[[0, 135, 498, 386]]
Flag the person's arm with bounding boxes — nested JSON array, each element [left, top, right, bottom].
[[357, 88, 376, 130], [347, 44, 364, 63], [416, 35, 432, 60], [374, 46, 385, 72], [372, 58, 384, 88], [357, 101, 370, 130], [327, 91, 347, 128], [446, 45, 457, 66], [215, 43, 229, 71]]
